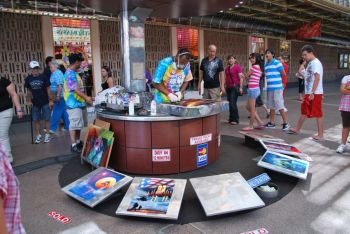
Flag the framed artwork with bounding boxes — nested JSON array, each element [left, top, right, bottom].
[[62, 167, 133, 207], [339, 53, 350, 69], [257, 151, 310, 180], [190, 173, 265, 216], [259, 140, 308, 158], [239, 131, 285, 142], [81, 125, 115, 168], [116, 177, 187, 220]]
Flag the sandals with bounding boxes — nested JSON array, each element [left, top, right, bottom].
[[229, 121, 239, 125], [242, 127, 254, 131], [310, 136, 324, 142], [286, 129, 299, 135]]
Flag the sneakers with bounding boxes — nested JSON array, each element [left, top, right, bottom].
[[282, 123, 290, 131], [34, 134, 42, 144], [264, 122, 276, 128], [44, 134, 51, 143], [71, 144, 82, 154], [336, 144, 347, 154], [76, 141, 84, 150]]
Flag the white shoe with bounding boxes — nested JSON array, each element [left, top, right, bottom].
[[336, 144, 346, 154], [35, 134, 42, 144], [44, 134, 51, 143]]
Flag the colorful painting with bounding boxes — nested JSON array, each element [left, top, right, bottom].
[[81, 125, 114, 167], [116, 177, 187, 220], [258, 151, 309, 180], [62, 168, 132, 207], [126, 178, 175, 215], [259, 140, 307, 157]]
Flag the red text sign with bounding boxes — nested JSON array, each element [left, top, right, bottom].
[[190, 133, 212, 145], [48, 211, 72, 224], [152, 149, 171, 162]]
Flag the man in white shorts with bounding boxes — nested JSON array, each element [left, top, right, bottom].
[[264, 49, 290, 131], [63, 53, 92, 153]]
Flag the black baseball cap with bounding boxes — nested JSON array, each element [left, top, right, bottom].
[[68, 53, 84, 64]]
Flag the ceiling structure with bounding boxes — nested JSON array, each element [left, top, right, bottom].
[[0, 0, 349, 46]]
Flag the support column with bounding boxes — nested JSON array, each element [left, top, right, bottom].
[[171, 27, 178, 55], [41, 16, 54, 59], [120, 0, 152, 92], [91, 20, 102, 95]]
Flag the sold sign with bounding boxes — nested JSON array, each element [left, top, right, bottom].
[[48, 211, 72, 224]]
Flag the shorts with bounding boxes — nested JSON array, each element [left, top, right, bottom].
[[266, 90, 285, 111], [67, 107, 87, 130], [247, 88, 260, 99], [341, 111, 350, 128], [32, 104, 51, 121], [203, 87, 221, 101], [301, 94, 323, 118]]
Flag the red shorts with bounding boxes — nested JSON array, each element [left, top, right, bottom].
[[301, 94, 323, 118]]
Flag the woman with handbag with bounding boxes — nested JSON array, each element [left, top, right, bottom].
[[242, 53, 265, 131], [225, 55, 244, 125]]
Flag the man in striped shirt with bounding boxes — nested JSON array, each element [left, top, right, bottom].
[[264, 49, 290, 131]]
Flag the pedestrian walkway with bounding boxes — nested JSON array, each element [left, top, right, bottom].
[[12, 81, 350, 233]]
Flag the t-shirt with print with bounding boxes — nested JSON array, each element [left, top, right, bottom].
[[63, 68, 86, 109], [153, 57, 193, 103], [264, 58, 284, 91], [24, 74, 50, 107], [305, 58, 323, 94], [0, 77, 13, 112], [225, 64, 242, 88], [339, 75, 350, 112], [200, 57, 224, 89], [50, 70, 64, 98]]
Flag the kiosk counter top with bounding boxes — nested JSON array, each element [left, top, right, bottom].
[[95, 101, 227, 175]]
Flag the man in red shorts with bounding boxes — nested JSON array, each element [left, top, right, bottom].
[[287, 45, 324, 141]]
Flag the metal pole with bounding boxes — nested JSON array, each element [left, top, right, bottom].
[[121, 0, 131, 91]]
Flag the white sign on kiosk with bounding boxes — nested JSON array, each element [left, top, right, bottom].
[[190, 133, 212, 145], [152, 149, 171, 162]]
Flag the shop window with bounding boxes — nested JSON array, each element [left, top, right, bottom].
[[251, 36, 265, 55], [280, 40, 291, 69]]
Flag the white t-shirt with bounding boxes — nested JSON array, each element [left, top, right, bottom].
[[305, 58, 323, 94]]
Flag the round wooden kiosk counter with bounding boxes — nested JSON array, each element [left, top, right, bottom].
[[97, 112, 220, 175]]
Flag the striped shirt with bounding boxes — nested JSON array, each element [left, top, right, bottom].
[[264, 58, 284, 91], [248, 65, 262, 89]]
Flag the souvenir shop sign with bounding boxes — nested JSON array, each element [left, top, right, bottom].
[[152, 149, 171, 162], [190, 133, 212, 145], [48, 211, 71, 224], [53, 27, 90, 45], [196, 143, 208, 168]]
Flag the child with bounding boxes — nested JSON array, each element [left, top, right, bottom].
[[336, 75, 350, 154], [242, 53, 264, 131]]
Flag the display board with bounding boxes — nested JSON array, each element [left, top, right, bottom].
[[52, 18, 92, 72], [257, 151, 309, 180], [116, 177, 186, 220], [239, 131, 285, 142], [259, 140, 307, 158], [190, 173, 265, 216], [62, 167, 132, 207]]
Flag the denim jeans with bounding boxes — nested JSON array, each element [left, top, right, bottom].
[[0, 108, 14, 162], [226, 87, 240, 123], [50, 97, 70, 132]]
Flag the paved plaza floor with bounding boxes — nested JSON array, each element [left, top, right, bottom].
[[11, 82, 350, 234]]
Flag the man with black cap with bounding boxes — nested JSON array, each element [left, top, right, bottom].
[[63, 53, 92, 153], [264, 49, 290, 131], [25, 60, 53, 144]]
